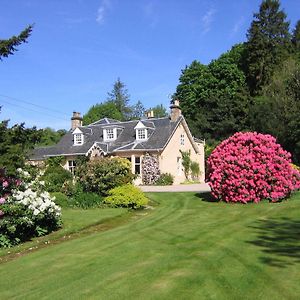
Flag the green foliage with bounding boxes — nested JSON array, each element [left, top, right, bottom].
[[72, 192, 104, 209], [83, 101, 123, 125], [0, 119, 41, 176], [105, 184, 148, 209], [190, 161, 200, 181], [37, 128, 66, 146], [292, 20, 300, 50], [42, 163, 72, 193], [155, 173, 174, 185], [249, 57, 300, 163], [245, 0, 291, 94], [76, 157, 134, 196], [0, 25, 33, 60], [107, 78, 132, 120], [50, 192, 70, 208], [174, 48, 250, 141], [151, 104, 167, 118], [180, 150, 191, 179], [130, 100, 146, 119]]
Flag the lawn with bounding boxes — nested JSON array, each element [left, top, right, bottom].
[[0, 192, 299, 299]]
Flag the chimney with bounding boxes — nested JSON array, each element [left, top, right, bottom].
[[170, 99, 181, 122], [146, 110, 154, 119], [71, 111, 83, 129]]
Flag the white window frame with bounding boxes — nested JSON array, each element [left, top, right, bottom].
[[74, 133, 83, 145], [135, 157, 141, 175], [68, 160, 76, 175], [104, 128, 117, 141], [136, 128, 147, 141], [180, 133, 185, 145]]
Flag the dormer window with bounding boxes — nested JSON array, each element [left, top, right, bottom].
[[103, 128, 117, 141], [134, 121, 149, 141], [72, 128, 84, 146], [136, 128, 147, 140]]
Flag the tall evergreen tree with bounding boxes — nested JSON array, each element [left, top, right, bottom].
[[245, 0, 291, 94], [130, 100, 146, 120], [107, 78, 131, 120], [0, 25, 33, 60], [292, 20, 300, 50]]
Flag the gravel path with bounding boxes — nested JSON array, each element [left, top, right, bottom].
[[139, 183, 211, 193]]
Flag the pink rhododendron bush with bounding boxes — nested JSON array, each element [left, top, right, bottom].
[[207, 132, 300, 203]]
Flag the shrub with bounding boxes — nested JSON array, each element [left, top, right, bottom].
[[51, 192, 70, 208], [72, 192, 103, 209], [0, 189, 61, 247], [42, 165, 72, 193], [76, 157, 134, 196], [155, 173, 174, 185], [105, 184, 148, 209], [142, 153, 160, 185], [207, 132, 300, 203], [180, 150, 191, 179], [190, 161, 200, 181]]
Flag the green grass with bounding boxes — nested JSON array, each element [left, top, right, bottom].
[[0, 207, 128, 259], [0, 192, 300, 299]]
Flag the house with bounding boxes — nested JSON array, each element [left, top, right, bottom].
[[29, 100, 205, 184]]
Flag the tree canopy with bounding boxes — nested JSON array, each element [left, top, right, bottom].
[[83, 101, 123, 125], [174, 0, 299, 163], [245, 0, 291, 94], [0, 25, 33, 60]]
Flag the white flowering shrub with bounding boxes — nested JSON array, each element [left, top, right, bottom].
[[142, 154, 160, 185], [0, 168, 62, 248]]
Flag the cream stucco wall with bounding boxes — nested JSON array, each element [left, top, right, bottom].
[[159, 123, 205, 184]]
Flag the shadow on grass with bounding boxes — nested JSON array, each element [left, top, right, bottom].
[[247, 217, 300, 268], [194, 192, 219, 202]]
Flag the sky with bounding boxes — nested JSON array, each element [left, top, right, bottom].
[[0, 0, 299, 130]]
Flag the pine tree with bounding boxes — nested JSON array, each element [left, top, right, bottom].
[[107, 78, 131, 120], [0, 25, 33, 60], [292, 20, 300, 50], [246, 0, 291, 94]]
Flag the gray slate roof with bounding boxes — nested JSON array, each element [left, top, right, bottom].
[[30, 116, 183, 160]]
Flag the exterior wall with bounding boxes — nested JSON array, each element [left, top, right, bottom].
[[62, 156, 79, 172], [113, 151, 146, 185], [159, 123, 205, 184]]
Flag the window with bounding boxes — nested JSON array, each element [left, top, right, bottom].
[[180, 134, 185, 145], [74, 133, 83, 145], [104, 128, 116, 141], [106, 129, 114, 139], [177, 157, 182, 176], [135, 157, 141, 174], [68, 160, 76, 175], [136, 128, 147, 141]]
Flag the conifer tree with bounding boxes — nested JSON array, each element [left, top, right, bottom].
[[0, 25, 33, 60], [292, 20, 300, 50], [107, 78, 131, 120], [246, 0, 290, 94]]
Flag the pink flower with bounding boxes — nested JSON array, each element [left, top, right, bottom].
[[0, 197, 5, 204], [2, 181, 9, 188], [207, 132, 300, 203]]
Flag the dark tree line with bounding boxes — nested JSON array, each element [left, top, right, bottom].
[[174, 0, 300, 163]]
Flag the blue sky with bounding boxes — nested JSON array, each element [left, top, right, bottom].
[[1, 0, 299, 130]]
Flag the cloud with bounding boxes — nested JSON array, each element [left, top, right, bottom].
[[96, 0, 112, 24], [201, 8, 216, 34], [230, 16, 245, 37], [142, 1, 159, 28]]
